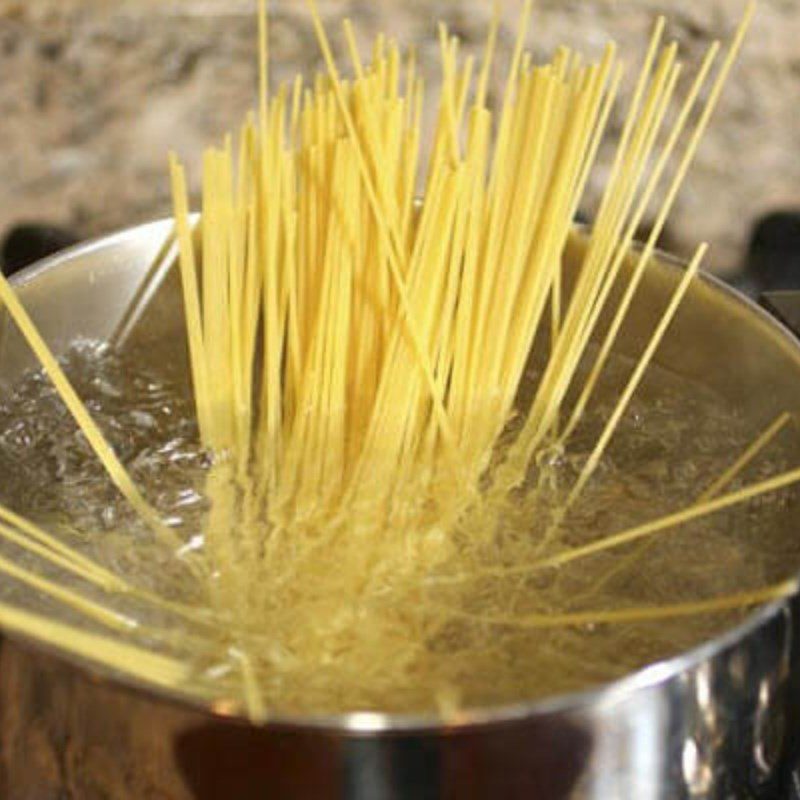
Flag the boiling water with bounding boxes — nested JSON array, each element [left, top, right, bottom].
[[0, 339, 798, 714]]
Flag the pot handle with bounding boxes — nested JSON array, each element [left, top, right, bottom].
[[1, 224, 79, 278]]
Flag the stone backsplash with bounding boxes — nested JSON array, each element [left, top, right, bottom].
[[0, 0, 798, 275]]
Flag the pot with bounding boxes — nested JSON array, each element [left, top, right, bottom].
[[0, 218, 799, 799]]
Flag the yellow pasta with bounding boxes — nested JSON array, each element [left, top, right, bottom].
[[3, 0, 798, 718]]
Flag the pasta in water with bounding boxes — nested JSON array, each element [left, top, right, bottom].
[[0, 0, 797, 718]]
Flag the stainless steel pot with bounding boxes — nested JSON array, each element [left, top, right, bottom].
[[1, 218, 799, 799]]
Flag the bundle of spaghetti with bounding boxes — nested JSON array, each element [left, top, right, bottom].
[[160, 0, 800, 699], [2, 0, 800, 716], [167, 3, 748, 619]]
